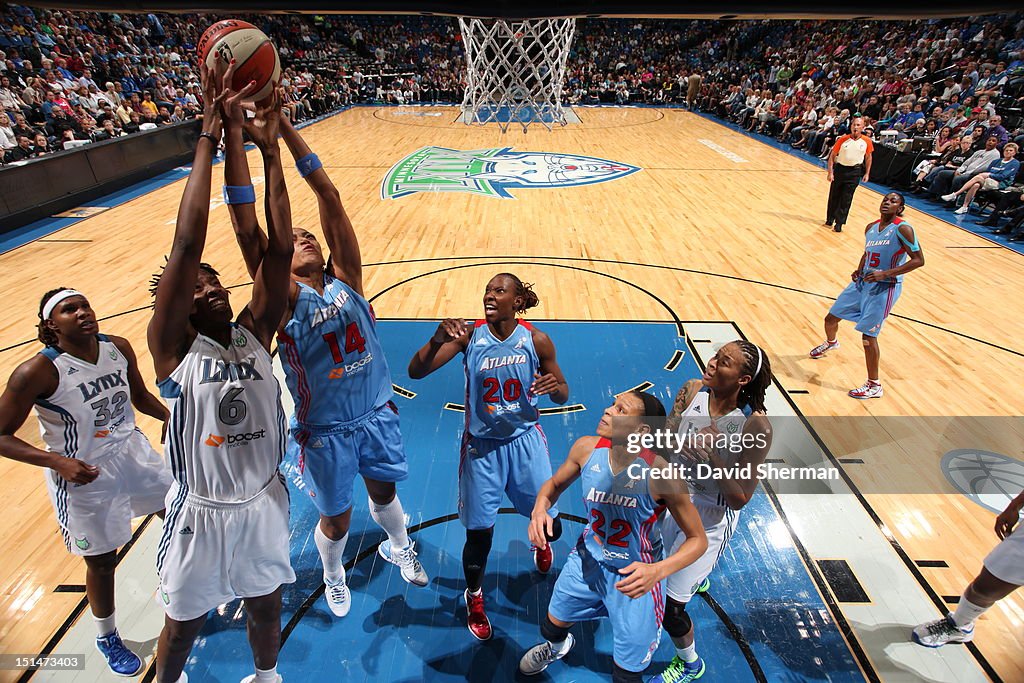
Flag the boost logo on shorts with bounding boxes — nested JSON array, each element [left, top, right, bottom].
[[204, 429, 266, 448]]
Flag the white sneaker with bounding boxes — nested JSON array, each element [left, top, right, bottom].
[[912, 614, 974, 647], [519, 634, 575, 675], [809, 339, 839, 359], [940, 193, 957, 202], [324, 569, 351, 617], [848, 380, 883, 399], [954, 204, 969, 215], [378, 539, 429, 587], [240, 675, 282, 683]]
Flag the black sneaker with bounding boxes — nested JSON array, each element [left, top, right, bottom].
[[834, 224, 843, 232]]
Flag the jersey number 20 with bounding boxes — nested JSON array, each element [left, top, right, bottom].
[[482, 377, 522, 403]]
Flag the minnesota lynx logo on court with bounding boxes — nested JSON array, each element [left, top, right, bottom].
[[381, 146, 640, 199]]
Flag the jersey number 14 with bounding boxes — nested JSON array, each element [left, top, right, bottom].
[[323, 323, 366, 364]]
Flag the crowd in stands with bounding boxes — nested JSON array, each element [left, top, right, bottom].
[[0, 7, 466, 164], [690, 15, 1024, 234], [2, 5, 1023, 235]]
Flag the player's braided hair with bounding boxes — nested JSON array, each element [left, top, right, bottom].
[[495, 273, 540, 314], [734, 340, 772, 414], [37, 286, 70, 347], [149, 259, 220, 300]]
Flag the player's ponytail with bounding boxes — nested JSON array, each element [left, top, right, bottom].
[[496, 272, 540, 313], [735, 340, 771, 414], [37, 286, 70, 347]]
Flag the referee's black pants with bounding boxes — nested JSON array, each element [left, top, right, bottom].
[[827, 162, 864, 227]]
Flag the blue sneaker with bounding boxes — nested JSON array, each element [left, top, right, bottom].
[[95, 630, 143, 677], [649, 655, 705, 683]]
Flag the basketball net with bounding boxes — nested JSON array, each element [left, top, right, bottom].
[[458, 17, 576, 133]]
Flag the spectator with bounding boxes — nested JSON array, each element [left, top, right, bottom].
[[31, 131, 54, 155], [91, 118, 121, 141], [912, 134, 975, 192], [0, 114, 16, 150], [4, 133, 34, 162], [927, 135, 1001, 198], [942, 142, 1020, 214]]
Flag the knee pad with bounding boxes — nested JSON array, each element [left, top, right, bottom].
[[540, 614, 571, 644], [663, 596, 693, 639], [547, 515, 563, 542], [611, 661, 644, 683]]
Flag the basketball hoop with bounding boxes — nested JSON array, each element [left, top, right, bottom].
[[458, 17, 577, 133]]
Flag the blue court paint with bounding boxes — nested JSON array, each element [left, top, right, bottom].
[[185, 321, 861, 682]]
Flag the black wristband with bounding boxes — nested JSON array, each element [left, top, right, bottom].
[[198, 132, 218, 146]]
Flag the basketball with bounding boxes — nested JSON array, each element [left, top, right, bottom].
[[197, 19, 281, 101]]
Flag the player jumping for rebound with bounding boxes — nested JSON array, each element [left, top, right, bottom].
[[521, 391, 707, 683], [408, 274, 568, 641], [809, 192, 924, 398], [150, 61, 295, 683], [228, 111, 426, 619]]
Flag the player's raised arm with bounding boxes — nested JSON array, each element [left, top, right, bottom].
[[408, 318, 470, 379], [530, 330, 569, 405], [280, 116, 362, 295], [236, 89, 294, 351], [223, 67, 268, 281], [148, 60, 227, 380], [528, 436, 597, 548]]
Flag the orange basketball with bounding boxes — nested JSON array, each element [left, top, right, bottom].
[[197, 19, 281, 102]]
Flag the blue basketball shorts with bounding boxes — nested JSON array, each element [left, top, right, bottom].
[[548, 540, 665, 673], [830, 279, 902, 337], [289, 401, 408, 517], [458, 424, 557, 530]]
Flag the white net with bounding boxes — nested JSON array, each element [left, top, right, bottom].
[[458, 17, 577, 133]]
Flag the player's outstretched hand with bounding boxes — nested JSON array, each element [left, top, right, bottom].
[[615, 561, 662, 599], [529, 507, 555, 549], [219, 57, 258, 127], [243, 83, 284, 152], [531, 372, 560, 396], [432, 318, 468, 344], [995, 499, 1022, 540], [53, 457, 99, 485]]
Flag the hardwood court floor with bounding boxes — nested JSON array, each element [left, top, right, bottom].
[[0, 106, 1021, 681]]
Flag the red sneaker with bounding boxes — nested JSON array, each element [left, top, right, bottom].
[[532, 544, 553, 574], [464, 589, 492, 641]]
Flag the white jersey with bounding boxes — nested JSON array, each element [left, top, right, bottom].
[[158, 324, 287, 502], [675, 388, 749, 509], [35, 335, 137, 464]]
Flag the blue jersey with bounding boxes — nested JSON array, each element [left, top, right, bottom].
[[581, 438, 663, 569], [278, 274, 393, 427], [861, 217, 916, 283], [463, 320, 540, 440]]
